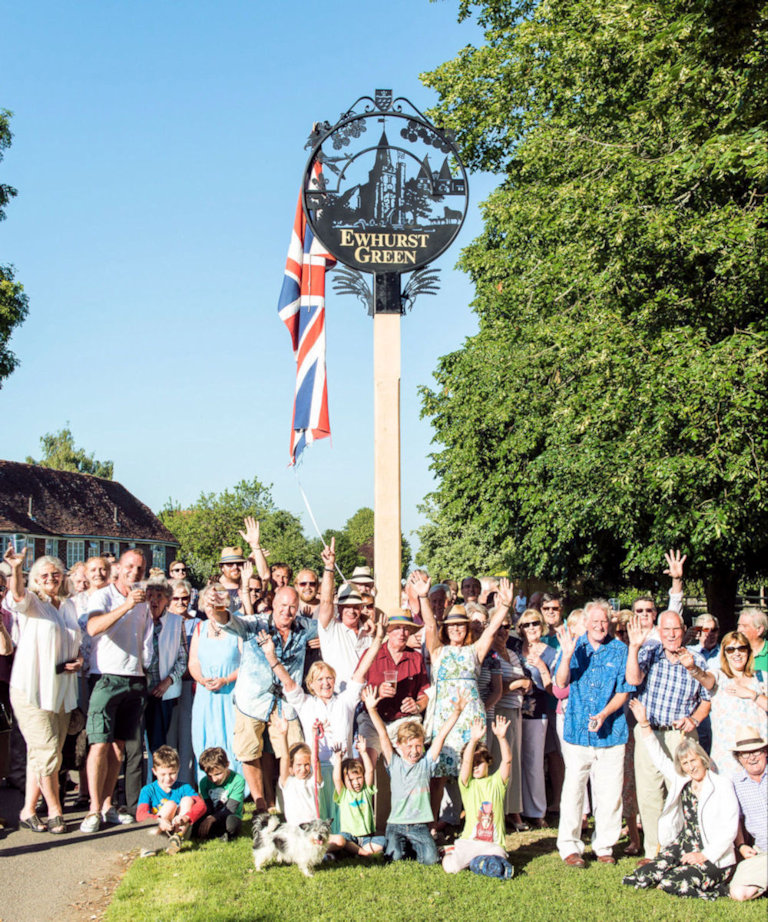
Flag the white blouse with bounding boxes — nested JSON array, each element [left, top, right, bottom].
[[8, 590, 81, 712]]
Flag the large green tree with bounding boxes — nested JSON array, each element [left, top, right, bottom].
[[27, 427, 114, 478], [159, 478, 322, 585], [0, 110, 29, 387], [417, 0, 768, 621]]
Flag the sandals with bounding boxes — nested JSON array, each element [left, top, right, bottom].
[[19, 813, 47, 833], [47, 815, 67, 834]]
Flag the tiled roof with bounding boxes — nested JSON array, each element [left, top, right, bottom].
[[0, 460, 177, 543]]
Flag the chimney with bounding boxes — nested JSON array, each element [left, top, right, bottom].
[[28, 496, 36, 522], [113, 505, 119, 527]]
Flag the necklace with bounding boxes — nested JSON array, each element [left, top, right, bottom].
[[209, 621, 222, 638]]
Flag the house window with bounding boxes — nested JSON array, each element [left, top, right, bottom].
[[151, 544, 166, 570], [45, 538, 59, 558], [26, 538, 36, 566], [66, 540, 85, 569], [88, 540, 100, 559], [102, 540, 119, 557]]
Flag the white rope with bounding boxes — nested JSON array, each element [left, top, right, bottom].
[[293, 469, 346, 583]]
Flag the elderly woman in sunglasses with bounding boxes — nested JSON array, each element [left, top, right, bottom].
[[684, 631, 767, 779], [3, 544, 82, 834]]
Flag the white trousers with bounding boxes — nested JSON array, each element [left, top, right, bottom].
[[557, 740, 625, 859]]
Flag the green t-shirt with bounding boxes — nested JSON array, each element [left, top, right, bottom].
[[458, 770, 507, 848], [333, 784, 376, 836], [753, 640, 768, 674], [199, 770, 246, 818]]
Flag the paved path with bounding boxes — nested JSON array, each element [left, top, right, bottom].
[[0, 785, 151, 922]]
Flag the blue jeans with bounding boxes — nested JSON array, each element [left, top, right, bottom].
[[385, 822, 438, 865]]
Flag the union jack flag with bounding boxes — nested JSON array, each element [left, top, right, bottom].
[[277, 161, 336, 464]]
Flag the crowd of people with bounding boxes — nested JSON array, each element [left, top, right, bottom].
[[0, 530, 766, 901]]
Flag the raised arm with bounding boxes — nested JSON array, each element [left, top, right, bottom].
[[491, 714, 512, 784], [460, 717, 485, 786], [677, 647, 715, 691], [351, 611, 385, 684], [474, 577, 514, 663], [274, 715, 292, 788], [625, 615, 650, 686], [664, 548, 686, 611], [315, 538, 337, 630], [239, 517, 270, 583], [362, 685, 393, 764], [331, 744, 345, 795], [260, 631, 299, 695], [239, 561, 254, 616], [554, 624, 577, 688], [4, 544, 26, 603], [410, 572, 440, 655], [428, 692, 469, 762], [357, 735, 375, 787]]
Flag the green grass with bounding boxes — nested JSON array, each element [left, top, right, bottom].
[[105, 820, 765, 922]]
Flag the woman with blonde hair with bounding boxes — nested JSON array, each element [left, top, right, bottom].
[[4, 545, 81, 833]]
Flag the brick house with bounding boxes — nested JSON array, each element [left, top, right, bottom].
[[0, 460, 178, 572]]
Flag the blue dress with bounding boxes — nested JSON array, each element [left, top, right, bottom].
[[190, 621, 243, 784]]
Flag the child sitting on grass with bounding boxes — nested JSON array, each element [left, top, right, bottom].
[[331, 735, 387, 857], [196, 746, 245, 841], [136, 745, 206, 854], [442, 714, 515, 877], [362, 685, 469, 865]]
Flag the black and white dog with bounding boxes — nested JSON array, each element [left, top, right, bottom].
[[252, 813, 332, 877]]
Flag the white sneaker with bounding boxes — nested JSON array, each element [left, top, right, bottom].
[[102, 806, 134, 826], [80, 812, 101, 833]]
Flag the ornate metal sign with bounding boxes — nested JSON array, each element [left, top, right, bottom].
[[303, 91, 469, 275]]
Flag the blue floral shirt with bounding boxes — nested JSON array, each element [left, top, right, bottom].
[[556, 635, 634, 747], [223, 613, 318, 721]]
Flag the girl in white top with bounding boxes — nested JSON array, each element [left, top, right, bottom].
[[4, 544, 82, 833]]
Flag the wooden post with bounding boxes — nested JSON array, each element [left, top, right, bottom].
[[373, 310, 402, 614]]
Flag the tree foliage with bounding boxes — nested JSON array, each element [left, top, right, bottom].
[[27, 427, 114, 479], [0, 110, 29, 388], [158, 479, 322, 585], [417, 0, 768, 619]]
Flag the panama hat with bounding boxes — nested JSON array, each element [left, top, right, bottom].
[[337, 583, 363, 606], [442, 605, 470, 625], [386, 609, 420, 633], [732, 726, 767, 753], [350, 565, 374, 586], [219, 546, 246, 564]]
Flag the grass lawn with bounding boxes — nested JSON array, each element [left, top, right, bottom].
[[105, 817, 765, 922]]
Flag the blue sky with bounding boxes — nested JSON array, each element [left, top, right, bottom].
[[2, 0, 498, 553]]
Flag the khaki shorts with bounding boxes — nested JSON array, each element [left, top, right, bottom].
[[233, 707, 303, 762], [9, 687, 69, 776], [730, 852, 768, 896]]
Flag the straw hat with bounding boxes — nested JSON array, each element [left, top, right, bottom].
[[442, 605, 470, 625], [337, 583, 363, 607], [350, 566, 374, 586], [732, 726, 767, 753], [386, 609, 420, 633], [219, 546, 246, 564]]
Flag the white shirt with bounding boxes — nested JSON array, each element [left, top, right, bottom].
[[285, 680, 364, 762], [7, 591, 81, 712], [279, 775, 321, 825], [87, 584, 153, 676], [318, 617, 371, 691]]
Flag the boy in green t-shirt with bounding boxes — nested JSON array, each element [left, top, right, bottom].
[[196, 747, 245, 841], [442, 714, 514, 873], [332, 735, 387, 856]]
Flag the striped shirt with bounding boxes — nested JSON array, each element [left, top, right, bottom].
[[733, 768, 767, 852], [636, 642, 710, 725]]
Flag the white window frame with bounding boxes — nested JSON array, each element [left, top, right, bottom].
[[151, 544, 166, 571], [102, 540, 119, 557], [87, 540, 100, 560], [66, 540, 85, 569], [26, 537, 36, 567], [44, 538, 59, 558]]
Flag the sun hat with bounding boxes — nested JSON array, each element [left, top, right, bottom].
[[386, 609, 420, 633], [442, 605, 470, 625], [732, 726, 767, 753], [219, 547, 246, 564], [337, 583, 363, 607], [350, 565, 374, 586]]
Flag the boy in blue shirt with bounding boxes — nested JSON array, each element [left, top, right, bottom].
[[362, 686, 468, 865], [137, 745, 206, 853]]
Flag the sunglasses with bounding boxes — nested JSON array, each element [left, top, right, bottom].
[[297, 581, 317, 587], [519, 622, 540, 629], [724, 645, 749, 654], [172, 596, 190, 602], [222, 562, 244, 568], [171, 568, 187, 573]]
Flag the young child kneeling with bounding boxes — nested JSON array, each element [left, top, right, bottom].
[[331, 735, 386, 857], [442, 715, 514, 876], [362, 686, 468, 865], [136, 745, 206, 853], [196, 746, 245, 841]]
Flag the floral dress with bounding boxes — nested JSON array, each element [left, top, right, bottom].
[[708, 668, 767, 778], [623, 785, 731, 900], [429, 644, 484, 778]]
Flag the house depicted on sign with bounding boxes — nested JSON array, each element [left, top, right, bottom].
[[0, 460, 178, 572]]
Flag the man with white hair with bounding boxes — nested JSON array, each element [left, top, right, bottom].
[[737, 608, 768, 673], [554, 600, 632, 867], [626, 608, 712, 861]]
